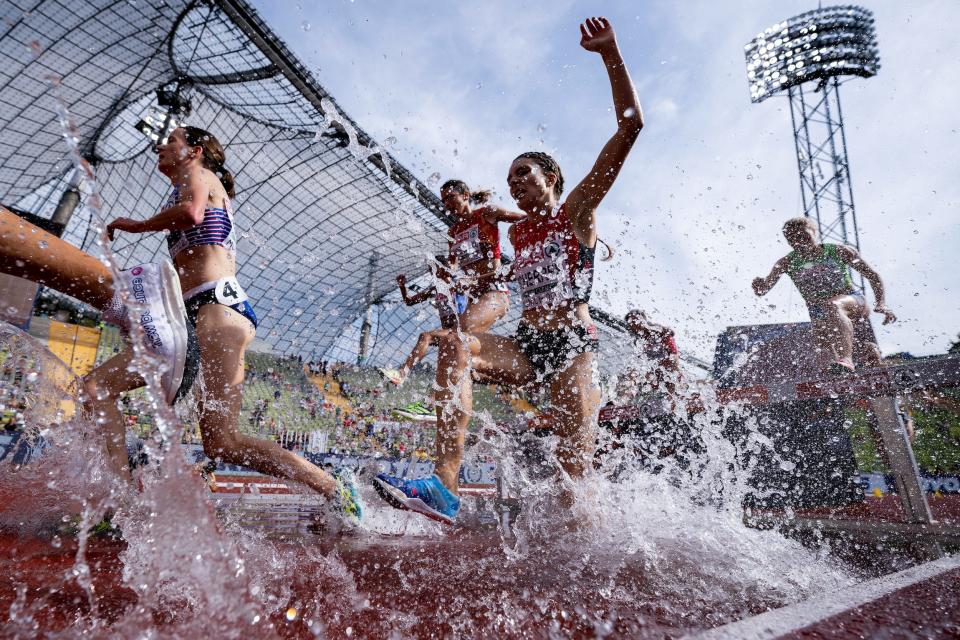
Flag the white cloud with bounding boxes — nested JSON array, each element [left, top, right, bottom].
[[255, 0, 960, 360]]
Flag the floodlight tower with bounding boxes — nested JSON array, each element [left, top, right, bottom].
[[745, 6, 880, 289]]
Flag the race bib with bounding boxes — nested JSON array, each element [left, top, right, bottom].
[[451, 225, 483, 265], [214, 277, 248, 306], [514, 233, 573, 311]]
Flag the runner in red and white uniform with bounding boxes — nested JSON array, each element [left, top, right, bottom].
[[623, 309, 681, 399], [441, 180, 526, 333], [379, 255, 466, 388], [374, 17, 644, 523]]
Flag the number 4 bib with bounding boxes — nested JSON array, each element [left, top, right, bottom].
[[214, 276, 248, 305]]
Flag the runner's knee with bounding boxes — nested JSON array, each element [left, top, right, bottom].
[[202, 430, 241, 460]]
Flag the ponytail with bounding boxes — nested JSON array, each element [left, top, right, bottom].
[[469, 189, 492, 205], [182, 125, 236, 198], [217, 167, 236, 199], [440, 179, 492, 206], [597, 237, 614, 261]]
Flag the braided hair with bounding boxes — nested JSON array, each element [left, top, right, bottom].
[[514, 151, 564, 197]]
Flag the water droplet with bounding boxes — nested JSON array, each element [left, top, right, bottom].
[[537, 123, 547, 133], [38, 240, 48, 249], [301, 21, 311, 31], [426, 172, 441, 186]]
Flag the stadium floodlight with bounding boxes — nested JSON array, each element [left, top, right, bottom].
[[134, 108, 181, 147], [745, 5, 879, 104], [134, 84, 191, 147], [743, 5, 881, 293]]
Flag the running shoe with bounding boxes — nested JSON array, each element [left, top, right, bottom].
[[373, 473, 460, 524], [391, 401, 437, 423], [377, 367, 404, 386], [827, 361, 856, 376], [331, 468, 364, 526], [193, 459, 219, 492], [116, 261, 197, 404]]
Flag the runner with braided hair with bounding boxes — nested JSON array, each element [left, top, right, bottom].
[[374, 17, 643, 523]]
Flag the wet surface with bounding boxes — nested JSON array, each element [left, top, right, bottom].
[[781, 567, 960, 639]]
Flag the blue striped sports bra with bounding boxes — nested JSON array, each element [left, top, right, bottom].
[[164, 187, 238, 260]]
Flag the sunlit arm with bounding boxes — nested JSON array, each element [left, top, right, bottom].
[[106, 173, 208, 240], [752, 257, 788, 296], [565, 17, 644, 247], [480, 205, 527, 224], [838, 245, 897, 324]]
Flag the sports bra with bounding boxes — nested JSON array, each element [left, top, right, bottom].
[[511, 204, 595, 312], [785, 243, 854, 305], [164, 187, 238, 260]]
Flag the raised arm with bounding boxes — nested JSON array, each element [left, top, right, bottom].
[[107, 171, 209, 241], [836, 245, 896, 324], [564, 17, 644, 247], [752, 257, 789, 296], [396, 274, 433, 306]]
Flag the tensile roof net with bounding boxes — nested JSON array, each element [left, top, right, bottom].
[[0, 0, 644, 380]]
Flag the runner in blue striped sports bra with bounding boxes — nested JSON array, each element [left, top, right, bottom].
[[162, 185, 257, 329], [105, 126, 362, 524]]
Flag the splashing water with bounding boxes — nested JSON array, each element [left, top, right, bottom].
[[0, 60, 871, 640], [0, 301, 867, 638]]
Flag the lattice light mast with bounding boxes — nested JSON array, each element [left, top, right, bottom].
[[745, 6, 880, 289]]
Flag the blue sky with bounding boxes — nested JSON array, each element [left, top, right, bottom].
[[253, 1, 959, 361]]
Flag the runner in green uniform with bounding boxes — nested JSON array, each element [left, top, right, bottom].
[[752, 217, 897, 373]]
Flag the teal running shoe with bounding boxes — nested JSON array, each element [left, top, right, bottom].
[[373, 473, 460, 524], [332, 468, 364, 526], [391, 401, 437, 423]]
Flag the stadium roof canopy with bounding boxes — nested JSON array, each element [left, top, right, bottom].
[[0, 0, 692, 378]]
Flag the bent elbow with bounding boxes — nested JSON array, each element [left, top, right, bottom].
[[621, 109, 644, 136]]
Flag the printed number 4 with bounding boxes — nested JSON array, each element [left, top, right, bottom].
[[222, 281, 239, 300]]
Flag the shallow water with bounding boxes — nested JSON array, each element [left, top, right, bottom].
[[0, 323, 867, 639]]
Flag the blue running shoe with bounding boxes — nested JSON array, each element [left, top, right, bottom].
[[373, 473, 460, 525]]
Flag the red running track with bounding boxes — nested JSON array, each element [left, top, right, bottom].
[[696, 555, 960, 639]]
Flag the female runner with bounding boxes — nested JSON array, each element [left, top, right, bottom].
[[752, 216, 896, 373], [374, 17, 643, 523], [98, 127, 361, 521], [441, 180, 525, 332], [379, 255, 465, 389]]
